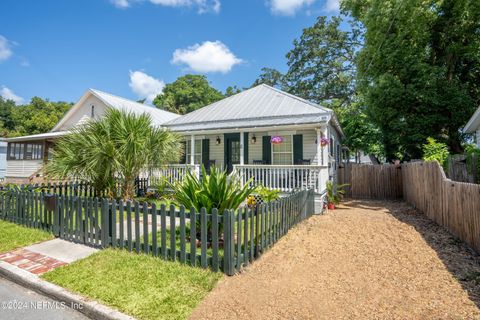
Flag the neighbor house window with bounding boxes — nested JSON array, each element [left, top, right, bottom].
[[91, 105, 95, 118], [186, 139, 202, 164], [7, 142, 43, 160], [272, 135, 293, 165]]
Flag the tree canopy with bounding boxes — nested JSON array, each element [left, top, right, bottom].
[[153, 74, 224, 115], [0, 96, 72, 137], [342, 0, 480, 160]]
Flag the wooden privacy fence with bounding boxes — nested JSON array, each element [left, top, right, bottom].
[[338, 163, 403, 199], [402, 161, 480, 252], [0, 188, 315, 275]]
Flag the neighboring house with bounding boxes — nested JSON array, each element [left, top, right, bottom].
[[5, 84, 344, 194], [0, 141, 6, 180], [464, 105, 480, 147], [4, 89, 179, 183]]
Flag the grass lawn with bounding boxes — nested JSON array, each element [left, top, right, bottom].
[[42, 249, 223, 320], [0, 220, 54, 253]]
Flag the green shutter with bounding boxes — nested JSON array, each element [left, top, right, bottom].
[[180, 141, 186, 164], [202, 139, 210, 169], [243, 132, 249, 164], [262, 136, 271, 164], [293, 134, 303, 164]]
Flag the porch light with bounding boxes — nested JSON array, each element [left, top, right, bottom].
[[216, 136, 221, 145], [251, 135, 256, 144]]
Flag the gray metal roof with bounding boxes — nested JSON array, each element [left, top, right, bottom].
[[163, 84, 332, 131], [90, 89, 180, 126]]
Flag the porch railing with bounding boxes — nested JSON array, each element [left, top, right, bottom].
[[146, 164, 200, 186], [233, 165, 329, 194]]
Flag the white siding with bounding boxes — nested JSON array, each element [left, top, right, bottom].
[[0, 142, 6, 179], [55, 96, 109, 131], [477, 129, 480, 148], [181, 129, 330, 167], [6, 160, 43, 178]]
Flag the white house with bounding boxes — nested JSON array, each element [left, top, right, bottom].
[[4, 84, 343, 194], [4, 89, 179, 182], [464, 105, 480, 147]]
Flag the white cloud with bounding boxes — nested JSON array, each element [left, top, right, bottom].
[[129, 71, 165, 103], [0, 35, 13, 62], [112, 0, 220, 13], [172, 41, 242, 73], [111, 0, 131, 8], [268, 0, 315, 15], [324, 0, 339, 12], [1, 86, 24, 104]]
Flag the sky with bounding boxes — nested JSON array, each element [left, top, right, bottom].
[[0, 0, 339, 105]]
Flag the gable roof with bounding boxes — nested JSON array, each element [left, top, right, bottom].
[[163, 84, 332, 132], [464, 105, 480, 133], [52, 89, 179, 131]]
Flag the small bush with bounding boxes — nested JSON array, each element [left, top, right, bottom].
[[422, 137, 449, 168]]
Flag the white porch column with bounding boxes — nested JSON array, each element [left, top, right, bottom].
[[190, 134, 195, 165], [317, 126, 329, 166], [239, 131, 244, 165], [316, 128, 322, 166]]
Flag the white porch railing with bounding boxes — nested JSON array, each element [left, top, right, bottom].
[[147, 164, 200, 186], [233, 165, 329, 194]]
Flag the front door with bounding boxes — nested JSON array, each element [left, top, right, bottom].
[[224, 133, 240, 173]]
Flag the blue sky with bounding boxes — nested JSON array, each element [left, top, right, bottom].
[[0, 0, 339, 105]]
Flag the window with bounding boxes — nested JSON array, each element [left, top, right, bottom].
[[91, 105, 95, 118], [186, 139, 202, 164], [7, 142, 44, 160], [272, 135, 293, 165]]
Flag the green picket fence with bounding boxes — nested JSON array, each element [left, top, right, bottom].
[[0, 189, 315, 275]]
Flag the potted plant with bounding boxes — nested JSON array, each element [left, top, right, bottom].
[[326, 181, 348, 210]]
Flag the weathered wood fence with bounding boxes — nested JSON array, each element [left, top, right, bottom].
[[338, 163, 403, 199], [402, 161, 480, 252], [0, 189, 314, 275], [447, 154, 479, 184], [339, 161, 480, 253]]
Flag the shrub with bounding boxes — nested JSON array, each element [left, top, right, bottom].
[[326, 181, 348, 205], [422, 137, 449, 168]]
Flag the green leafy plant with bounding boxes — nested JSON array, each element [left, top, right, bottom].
[[45, 108, 182, 200], [326, 181, 348, 205], [255, 185, 280, 203], [422, 137, 450, 169], [170, 165, 256, 214], [170, 165, 257, 240]]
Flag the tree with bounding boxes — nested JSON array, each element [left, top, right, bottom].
[[284, 16, 362, 107], [0, 97, 16, 137], [224, 86, 242, 97], [153, 75, 224, 114], [342, 0, 480, 160], [251, 67, 287, 89], [46, 108, 183, 199], [6, 97, 72, 137]]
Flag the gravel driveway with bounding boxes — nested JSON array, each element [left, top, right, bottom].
[[190, 200, 480, 320]]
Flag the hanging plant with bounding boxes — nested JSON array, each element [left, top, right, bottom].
[[319, 137, 329, 147], [271, 136, 283, 144]]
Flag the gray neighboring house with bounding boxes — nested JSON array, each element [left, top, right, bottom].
[[464, 105, 480, 147], [0, 141, 6, 180]]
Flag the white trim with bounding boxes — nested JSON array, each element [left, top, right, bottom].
[[464, 105, 480, 133]]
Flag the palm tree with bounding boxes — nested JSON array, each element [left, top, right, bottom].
[[46, 108, 182, 199]]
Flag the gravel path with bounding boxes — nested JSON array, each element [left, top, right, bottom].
[[190, 200, 480, 320]]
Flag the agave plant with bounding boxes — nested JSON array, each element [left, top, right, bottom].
[[171, 165, 256, 214]]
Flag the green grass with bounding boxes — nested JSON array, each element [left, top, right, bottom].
[[0, 220, 54, 253], [42, 249, 223, 320]]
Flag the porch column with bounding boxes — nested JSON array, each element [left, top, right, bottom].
[[190, 134, 195, 165], [317, 126, 329, 166], [239, 131, 244, 165]]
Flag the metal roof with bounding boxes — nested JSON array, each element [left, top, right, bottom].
[[464, 105, 480, 133], [4, 131, 69, 142], [90, 89, 180, 126], [164, 84, 332, 131]]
